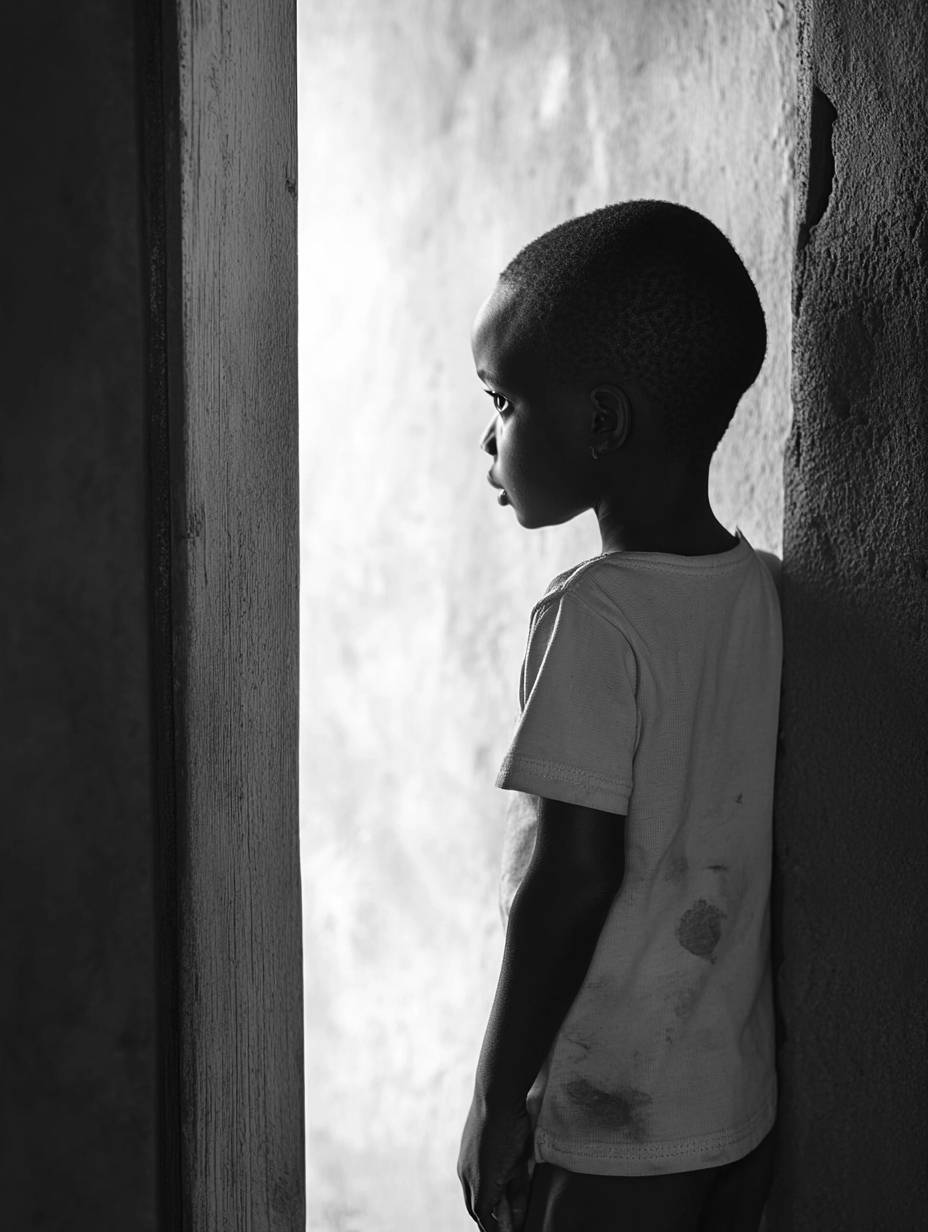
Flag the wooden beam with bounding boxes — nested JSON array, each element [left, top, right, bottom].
[[146, 1, 304, 1225]]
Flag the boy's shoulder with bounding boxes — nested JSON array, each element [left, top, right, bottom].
[[532, 555, 624, 625], [536, 544, 783, 615], [754, 549, 782, 595], [754, 548, 781, 575], [539, 554, 613, 604]]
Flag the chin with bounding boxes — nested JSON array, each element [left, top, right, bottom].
[[515, 507, 574, 530], [511, 504, 539, 528]]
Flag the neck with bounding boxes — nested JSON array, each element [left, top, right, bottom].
[[594, 474, 734, 555]]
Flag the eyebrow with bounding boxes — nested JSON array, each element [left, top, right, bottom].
[[476, 368, 506, 389]]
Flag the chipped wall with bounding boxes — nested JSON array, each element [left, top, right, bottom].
[[297, 2, 795, 1227], [770, 0, 928, 1226]]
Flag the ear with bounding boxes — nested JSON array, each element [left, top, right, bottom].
[[589, 384, 632, 451]]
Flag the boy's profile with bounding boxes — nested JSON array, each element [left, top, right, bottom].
[[456, 200, 782, 1232]]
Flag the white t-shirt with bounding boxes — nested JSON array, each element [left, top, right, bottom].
[[495, 526, 782, 1176]]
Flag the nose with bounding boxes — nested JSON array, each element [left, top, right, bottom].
[[480, 417, 497, 455]]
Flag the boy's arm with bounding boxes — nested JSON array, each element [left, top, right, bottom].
[[473, 794, 626, 1113]]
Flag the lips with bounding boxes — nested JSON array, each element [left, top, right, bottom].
[[487, 471, 509, 505]]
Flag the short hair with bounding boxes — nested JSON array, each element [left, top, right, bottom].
[[497, 200, 767, 471]]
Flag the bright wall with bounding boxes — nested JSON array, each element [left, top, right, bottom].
[[297, 2, 795, 1227]]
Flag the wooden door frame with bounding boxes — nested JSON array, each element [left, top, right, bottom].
[[138, 1, 304, 1226]]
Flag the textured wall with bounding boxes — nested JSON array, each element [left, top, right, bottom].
[[0, 3, 157, 1226], [297, 2, 795, 1228], [771, 0, 928, 1227]]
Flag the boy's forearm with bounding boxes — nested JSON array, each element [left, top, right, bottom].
[[474, 861, 617, 1113]]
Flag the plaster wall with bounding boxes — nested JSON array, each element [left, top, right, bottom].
[[298, 2, 795, 1228], [770, 0, 928, 1226], [0, 4, 157, 1226]]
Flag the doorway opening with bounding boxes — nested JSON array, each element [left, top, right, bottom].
[[297, 4, 793, 1227]]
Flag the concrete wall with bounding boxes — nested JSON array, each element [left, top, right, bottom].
[[297, 2, 795, 1228], [771, 0, 928, 1226], [0, 4, 158, 1226]]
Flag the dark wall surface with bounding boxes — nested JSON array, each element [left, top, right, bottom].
[[0, 3, 157, 1228], [772, 0, 928, 1226]]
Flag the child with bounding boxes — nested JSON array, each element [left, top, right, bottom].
[[457, 201, 782, 1232]]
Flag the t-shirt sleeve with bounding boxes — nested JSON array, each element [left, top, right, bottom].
[[495, 590, 638, 815]]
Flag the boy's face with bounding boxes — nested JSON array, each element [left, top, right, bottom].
[[471, 280, 604, 529]]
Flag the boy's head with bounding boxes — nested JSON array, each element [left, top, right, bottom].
[[472, 200, 766, 536]]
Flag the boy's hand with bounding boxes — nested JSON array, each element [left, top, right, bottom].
[[457, 1092, 534, 1231]]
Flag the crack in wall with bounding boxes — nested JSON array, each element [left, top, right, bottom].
[[798, 84, 838, 251], [795, 84, 838, 321]]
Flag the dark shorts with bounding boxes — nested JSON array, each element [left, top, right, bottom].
[[522, 1129, 776, 1232]]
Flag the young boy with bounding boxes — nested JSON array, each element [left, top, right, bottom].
[[457, 201, 782, 1232]]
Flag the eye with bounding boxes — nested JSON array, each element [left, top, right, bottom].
[[484, 388, 511, 415]]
